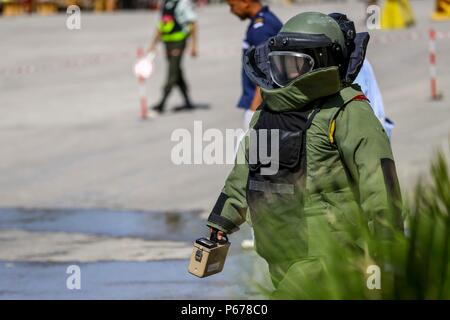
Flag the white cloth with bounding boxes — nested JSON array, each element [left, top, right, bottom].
[[133, 53, 155, 79], [243, 109, 255, 132], [354, 59, 394, 138], [160, 0, 197, 34], [175, 0, 197, 32]]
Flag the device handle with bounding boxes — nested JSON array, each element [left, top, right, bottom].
[[209, 229, 228, 244]]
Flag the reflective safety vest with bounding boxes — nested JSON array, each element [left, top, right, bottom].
[[159, 0, 189, 42]]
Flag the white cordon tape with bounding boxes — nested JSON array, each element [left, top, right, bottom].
[[0, 51, 133, 77], [2, 31, 450, 78], [370, 30, 450, 44]]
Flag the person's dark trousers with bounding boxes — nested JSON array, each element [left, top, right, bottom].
[[156, 39, 192, 111]]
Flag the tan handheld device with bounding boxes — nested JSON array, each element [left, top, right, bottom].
[[188, 236, 230, 278]]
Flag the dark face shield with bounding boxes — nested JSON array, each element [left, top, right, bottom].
[[243, 30, 369, 90], [243, 32, 336, 90], [268, 51, 315, 87]]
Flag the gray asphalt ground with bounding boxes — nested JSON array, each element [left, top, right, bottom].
[[1, 0, 450, 299]]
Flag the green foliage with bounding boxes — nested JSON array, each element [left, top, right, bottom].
[[254, 148, 450, 299]]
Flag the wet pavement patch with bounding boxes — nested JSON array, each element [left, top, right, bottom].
[[0, 207, 208, 242], [0, 255, 270, 299], [0, 207, 269, 298]]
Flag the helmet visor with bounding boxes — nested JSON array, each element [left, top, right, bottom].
[[268, 51, 315, 87]]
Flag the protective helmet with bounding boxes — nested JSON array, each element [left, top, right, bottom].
[[244, 12, 369, 89]]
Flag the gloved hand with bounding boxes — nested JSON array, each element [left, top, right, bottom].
[[209, 227, 225, 242]]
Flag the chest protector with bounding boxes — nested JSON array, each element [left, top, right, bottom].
[[246, 103, 320, 216], [246, 94, 369, 217]]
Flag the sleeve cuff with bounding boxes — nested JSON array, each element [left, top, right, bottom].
[[207, 213, 240, 234]]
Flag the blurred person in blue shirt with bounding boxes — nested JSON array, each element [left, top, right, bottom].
[[227, 0, 283, 130], [226, 0, 282, 249]]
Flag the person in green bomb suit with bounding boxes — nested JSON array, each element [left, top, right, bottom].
[[203, 12, 404, 298]]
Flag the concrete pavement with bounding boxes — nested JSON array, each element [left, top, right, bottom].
[[1, 0, 449, 299]]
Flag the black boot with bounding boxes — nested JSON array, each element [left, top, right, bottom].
[[151, 94, 168, 114], [151, 103, 165, 114]]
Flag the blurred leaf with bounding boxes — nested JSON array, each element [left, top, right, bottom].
[[248, 145, 450, 299]]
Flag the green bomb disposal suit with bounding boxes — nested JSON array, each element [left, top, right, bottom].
[[205, 12, 403, 298]]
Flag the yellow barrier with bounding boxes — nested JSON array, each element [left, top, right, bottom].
[[381, 0, 415, 30], [432, 0, 450, 21], [35, 1, 58, 15], [94, 0, 115, 12], [2, 1, 26, 16]]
